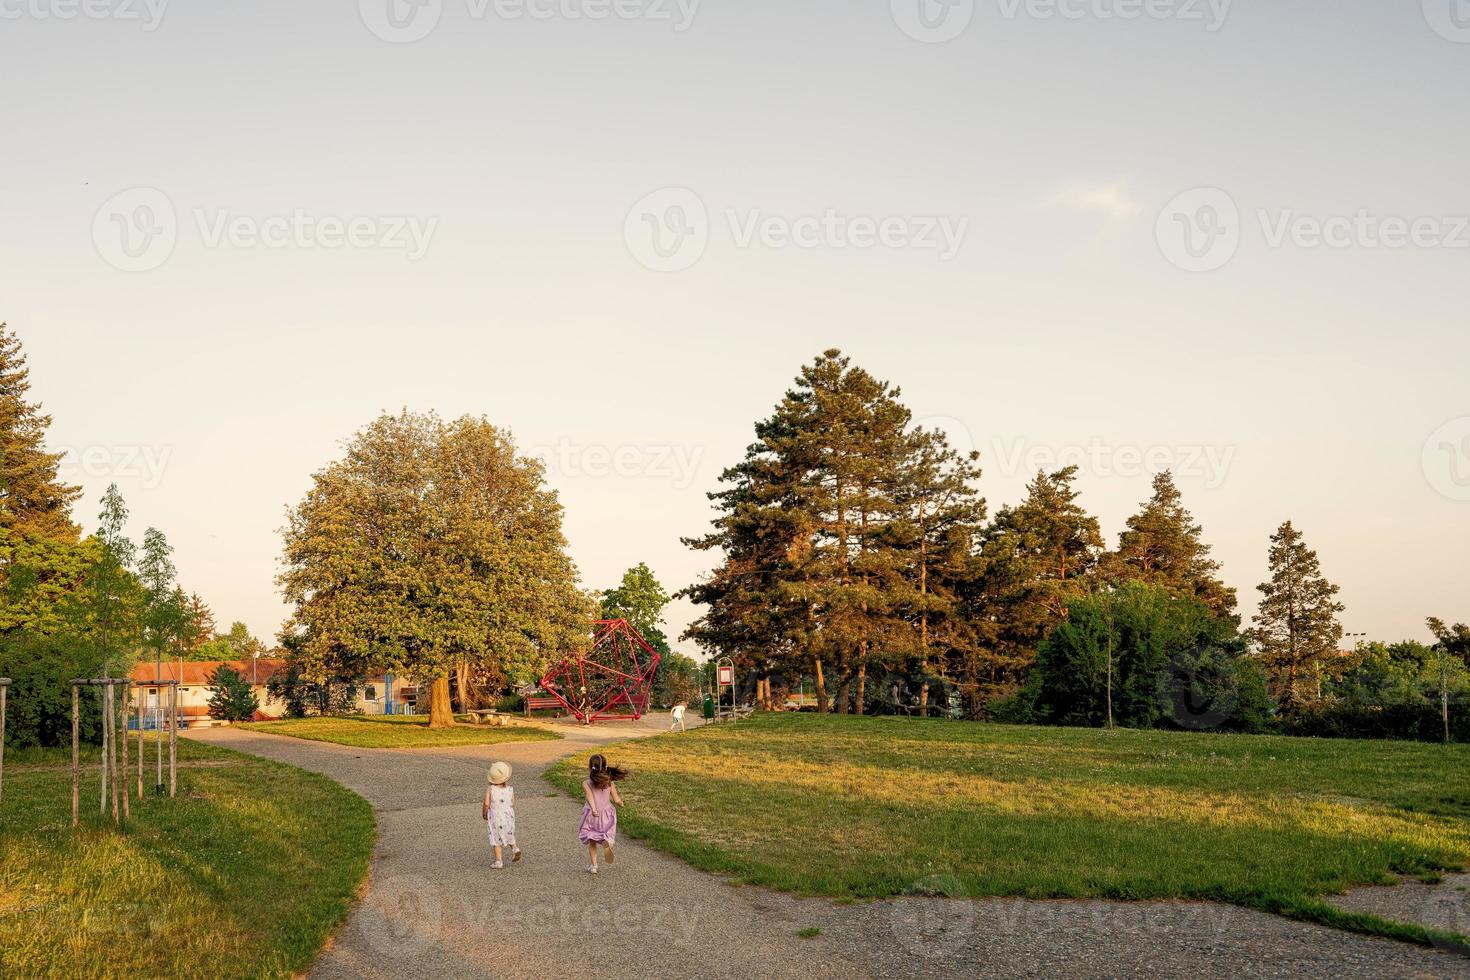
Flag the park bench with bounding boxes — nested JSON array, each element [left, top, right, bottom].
[[522, 695, 563, 717]]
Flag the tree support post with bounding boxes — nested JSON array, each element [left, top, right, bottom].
[[119, 681, 130, 820], [71, 683, 80, 827], [0, 679, 9, 805], [169, 682, 177, 797], [135, 685, 144, 801]]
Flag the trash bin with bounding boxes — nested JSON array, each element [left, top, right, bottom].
[[702, 693, 715, 720]]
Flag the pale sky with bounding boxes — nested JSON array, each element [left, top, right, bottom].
[[3, 1, 1467, 653]]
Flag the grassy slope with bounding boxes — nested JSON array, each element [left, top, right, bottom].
[[238, 714, 561, 748], [0, 735, 374, 978], [547, 713, 1470, 947]]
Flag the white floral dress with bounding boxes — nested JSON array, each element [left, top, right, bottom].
[[487, 785, 516, 848]]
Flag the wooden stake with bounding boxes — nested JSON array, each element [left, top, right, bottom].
[[71, 684, 80, 828], [0, 679, 9, 806], [136, 689, 143, 801], [107, 682, 119, 824], [169, 683, 177, 798], [119, 682, 129, 820], [99, 684, 108, 817]]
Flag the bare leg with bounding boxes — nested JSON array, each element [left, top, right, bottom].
[[493, 845, 503, 868], [603, 840, 615, 864], [587, 842, 598, 870]]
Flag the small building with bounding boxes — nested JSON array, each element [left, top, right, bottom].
[[129, 659, 408, 726]]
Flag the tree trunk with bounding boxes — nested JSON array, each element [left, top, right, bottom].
[[814, 658, 828, 713], [919, 681, 929, 718], [855, 663, 866, 716], [454, 661, 471, 712], [835, 672, 850, 714], [428, 675, 456, 728]]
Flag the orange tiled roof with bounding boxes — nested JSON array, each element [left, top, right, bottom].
[[130, 659, 289, 686]]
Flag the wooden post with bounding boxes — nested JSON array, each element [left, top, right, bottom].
[[155, 683, 163, 796], [135, 689, 143, 801], [119, 682, 130, 820], [99, 682, 108, 817], [71, 683, 80, 828], [106, 682, 119, 824], [0, 679, 9, 806], [168, 683, 177, 797]]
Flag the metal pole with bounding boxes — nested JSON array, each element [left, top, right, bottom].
[[71, 683, 80, 828], [169, 683, 177, 797]]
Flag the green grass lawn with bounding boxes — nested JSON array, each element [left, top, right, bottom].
[[547, 713, 1470, 947], [0, 734, 374, 978], [238, 713, 562, 748]]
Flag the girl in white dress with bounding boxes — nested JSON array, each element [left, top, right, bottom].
[[482, 761, 521, 868]]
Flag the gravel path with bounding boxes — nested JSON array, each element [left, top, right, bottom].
[[190, 720, 1470, 979]]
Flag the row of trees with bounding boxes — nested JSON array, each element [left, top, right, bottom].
[[683, 350, 1468, 736], [0, 324, 269, 746]]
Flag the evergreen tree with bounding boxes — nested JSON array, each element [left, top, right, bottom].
[[0, 323, 81, 543], [1110, 471, 1236, 618], [1251, 521, 1344, 710], [600, 563, 672, 653], [683, 351, 981, 714], [184, 592, 216, 653], [968, 466, 1103, 714], [206, 664, 260, 722]]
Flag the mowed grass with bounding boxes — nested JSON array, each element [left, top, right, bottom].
[[548, 713, 1470, 947], [0, 735, 374, 978], [239, 713, 561, 748]]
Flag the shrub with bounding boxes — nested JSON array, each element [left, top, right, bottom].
[[207, 664, 260, 722]]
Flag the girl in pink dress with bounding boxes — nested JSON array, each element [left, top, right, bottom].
[[578, 754, 628, 874]]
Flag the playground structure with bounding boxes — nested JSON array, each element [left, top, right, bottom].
[[539, 619, 661, 724]]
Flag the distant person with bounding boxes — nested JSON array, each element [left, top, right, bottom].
[[482, 761, 521, 869], [670, 701, 687, 732], [579, 753, 628, 874]]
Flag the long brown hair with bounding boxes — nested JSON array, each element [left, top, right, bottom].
[[587, 753, 629, 789]]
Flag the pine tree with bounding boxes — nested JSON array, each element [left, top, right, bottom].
[[1110, 471, 1236, 618], [184, 592, 216, 653], [206, 665, 260, 722], [1251, 521, 1344, 710], [682, 351, 984, 715], [0, 323, 80, 543], [968, 466, 1103, 714]]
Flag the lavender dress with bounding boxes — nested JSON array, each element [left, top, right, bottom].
[[578, 780, 617, 845]]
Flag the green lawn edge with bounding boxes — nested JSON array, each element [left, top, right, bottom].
[[545, 722, 1470, 954], [0, 736, 376, 978], [237, 714, 562, 749]]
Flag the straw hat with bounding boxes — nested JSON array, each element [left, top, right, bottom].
[[488, 762, 512, 785]]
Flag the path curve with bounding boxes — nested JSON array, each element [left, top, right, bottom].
[[190, 720, 1468, 979]]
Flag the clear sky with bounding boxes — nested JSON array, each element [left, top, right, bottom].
[[3, 1, 1467, 652]]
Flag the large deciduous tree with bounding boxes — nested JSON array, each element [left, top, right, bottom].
[[279, 410, 591, 728], [1251, 521, 1344, 710]]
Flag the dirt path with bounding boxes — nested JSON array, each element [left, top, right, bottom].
[[190, 721, 1469, 979]]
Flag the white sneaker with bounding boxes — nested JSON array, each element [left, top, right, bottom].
[[589, 864, 599, 875], [491, 860, 504, 869]]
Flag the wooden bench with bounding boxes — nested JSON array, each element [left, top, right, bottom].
[[523, 696, 563, 717]]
